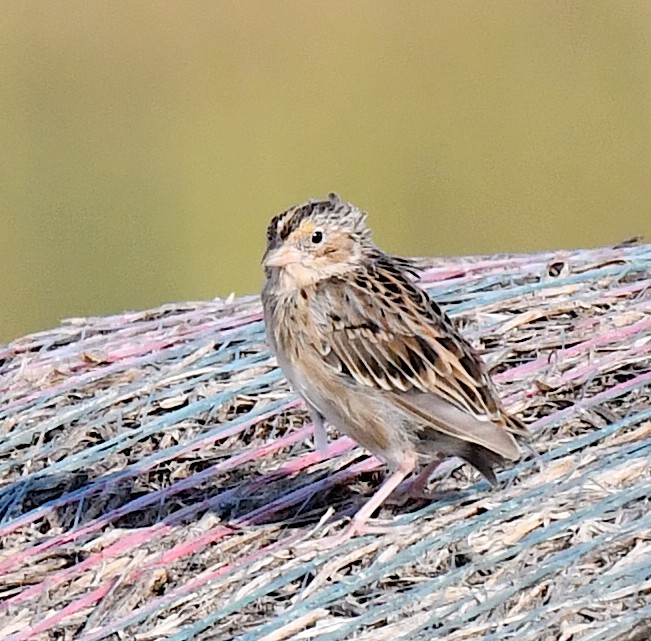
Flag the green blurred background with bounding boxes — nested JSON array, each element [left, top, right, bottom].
[[2, 1, 650, 343]]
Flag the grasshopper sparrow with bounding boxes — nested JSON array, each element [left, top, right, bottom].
[[261, 194, 525, 536]]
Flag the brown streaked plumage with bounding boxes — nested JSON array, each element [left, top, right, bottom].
[[261, 193, 526, 536]]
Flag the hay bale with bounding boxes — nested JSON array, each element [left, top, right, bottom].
[[0, 243, 649, 641]]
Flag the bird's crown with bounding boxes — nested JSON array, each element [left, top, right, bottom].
[[266, 193, 370, 248]]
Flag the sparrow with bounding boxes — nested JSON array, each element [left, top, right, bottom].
[[261, 193, 526, 536]]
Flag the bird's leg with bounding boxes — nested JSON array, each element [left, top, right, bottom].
[[393, 454, 444, 502], [307, 405, 328, 456], [325, 453, 418, 543]]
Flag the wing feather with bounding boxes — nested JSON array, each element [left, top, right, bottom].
[[311, 257, 526, 454]]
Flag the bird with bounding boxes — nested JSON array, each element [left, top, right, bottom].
[[261, 193, 526, 537]]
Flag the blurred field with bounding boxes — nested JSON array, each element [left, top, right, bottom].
[[2, 1, 651, 342]]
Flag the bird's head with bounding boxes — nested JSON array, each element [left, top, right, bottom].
[[263, 193, 373, 289]]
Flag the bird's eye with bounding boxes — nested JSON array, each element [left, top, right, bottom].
[[311, 230, 324, 244]]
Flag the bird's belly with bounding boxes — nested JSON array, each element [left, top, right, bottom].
[[278, 354, 416, 468]]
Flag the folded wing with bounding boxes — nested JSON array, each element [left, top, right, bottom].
[[312, 255, 526, 461]]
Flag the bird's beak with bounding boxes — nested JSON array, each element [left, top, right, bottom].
[[263, 245, 303, 268]]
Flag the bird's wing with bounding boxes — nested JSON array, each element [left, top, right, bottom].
[[312, 257, 526, 459]]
